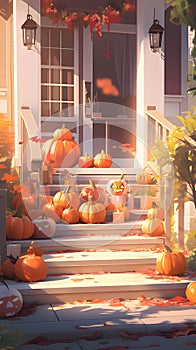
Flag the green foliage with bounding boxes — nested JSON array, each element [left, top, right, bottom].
[[151, 107, 196, 208], [187, 248, 196, 270], [166, 0, 196, 57]]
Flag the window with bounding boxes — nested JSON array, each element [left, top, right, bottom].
[[41, 25, 77, 117]]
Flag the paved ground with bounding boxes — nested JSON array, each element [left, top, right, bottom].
[[1, 298, 196, 349]]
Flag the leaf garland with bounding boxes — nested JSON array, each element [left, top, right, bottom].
[[42, 0, 136, 40]]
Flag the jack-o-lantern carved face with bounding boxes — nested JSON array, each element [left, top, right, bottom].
[[0, 283, 23, 317], [107, 175, 128, 196]]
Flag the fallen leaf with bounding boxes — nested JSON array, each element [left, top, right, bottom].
[[80, 331, 102, 340]]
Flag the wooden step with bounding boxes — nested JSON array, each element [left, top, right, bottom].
[[6, 271, 194, 305], [44, 250, 162, 275], [8, 235, 165, 253]]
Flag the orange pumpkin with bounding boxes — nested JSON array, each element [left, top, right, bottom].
[[6, 207, 34, 240], [106, 203, 116, 210], [1, 255, 17, 279], [94, 150, 112, 168], [42, 201, 63, 222], [136, 172, 153, 184], [147, 207, 165, 221], [62, 206, 80, 224], [156, 246, 187, 276], [107, 174, 128, 196], [32, 217, 56, 239], [141, 217, 164, 236], [42, 138, 81, 168], [0, 282, 23, 317], [79, 199, 106, 224], [116, 205, 130, 221], [53, 186, 80, 209], [78, 153, 94, 168], [53, 124, 72, 140], [14, 254, 48, 282], [27, 242, 44, 256], [80, 180, 106, 204], [186, 282, 196, 303]]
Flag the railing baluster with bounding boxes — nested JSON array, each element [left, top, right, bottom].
[[0, 180, 7, 264]]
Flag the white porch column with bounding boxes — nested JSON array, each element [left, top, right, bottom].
[[13, 0, 41, 167], [135, 0, 165, 168]]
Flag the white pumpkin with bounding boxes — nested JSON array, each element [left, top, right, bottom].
[[0, 283, 23, 317]]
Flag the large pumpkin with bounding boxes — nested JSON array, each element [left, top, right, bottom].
[[79, 199, 106, 224], [141, 217, 164, 236], [53, 124, 72, 140], [186, 282, 196, 303], [14, 254, 48, 282], [53, 186, 80, 209], [156, 246, 187, 276], [0, 282, 23, 317], [6, 208, 34, 240], [42, 137, 81, 168], [94, 150, 112, 168]]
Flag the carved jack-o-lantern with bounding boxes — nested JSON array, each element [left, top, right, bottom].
[[0, 282, 23, 317], [107, 174, 128, 196]]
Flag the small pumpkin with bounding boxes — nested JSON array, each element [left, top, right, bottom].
[[106, 203, 116, 210], [186, 282, 196, 303], [136, 172, 153, 184], [94, 150, 112, 168], [107, 174, 128, 196], [80, 180, 106, 203], [156, 245, 187, 276], [53, 186, 80, 209], [1, 255, 18, 280], [0, 281, 23, 317], [141, 216, 164, 236], [116, 205, 130, 221], [147, 207, 165, 221], [62, 206, 80, 224], [32, 216, 56, 239], [79, 198, 106, 224], [6, 206, 34, 240], [14, 254, 48, 282], [27, 241, 44, 256], [42, 201, 63, 222], [78, 153, 94, 168], [53, 124, 72, 140]]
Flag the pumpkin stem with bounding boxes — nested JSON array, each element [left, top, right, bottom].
[[89, 179, 97, 190], [164, 244, 172, 253], [120, 174, 124, 180], [13, 205, 24, 218], [7, 254, 18, 264]]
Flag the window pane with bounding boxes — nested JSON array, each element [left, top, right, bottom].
[[41, 102, 50, 116], [41, 86, 49, 100], [62, 103, 74, 117], [62, 87, 74, 101], [41, 27, 49, 47], [51, 86, 60, 100], [51, 69, 60, 84], [41, 69, 49, 83], [51, 28, 60, 47], [41, 48, 49, 65], [62, 29, 74, 48], [51, 102, 60, 115], [51, 49, 60, 65], [62, 49, 74, 66], [62, 69, 74, 84]]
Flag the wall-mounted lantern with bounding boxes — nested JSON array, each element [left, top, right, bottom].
[[149, 9, 164, 53], [21, 5, 37, 50]]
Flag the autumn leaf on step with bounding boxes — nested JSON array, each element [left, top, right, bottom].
[[80, 331, 102, 341], [119, 331, 139, 340], [97, 346, 129, 350]]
